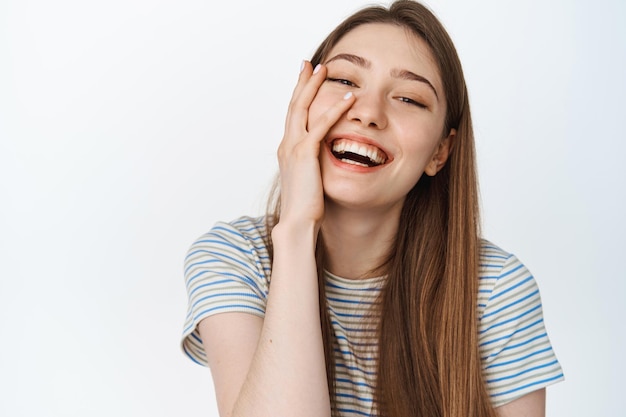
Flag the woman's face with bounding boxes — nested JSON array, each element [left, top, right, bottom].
[[311, 23, 454, 213]]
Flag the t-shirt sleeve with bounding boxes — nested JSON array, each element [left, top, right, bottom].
[[478, 253, 564, 407], [180, 219, 270, 366]]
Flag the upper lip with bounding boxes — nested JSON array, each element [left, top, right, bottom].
[[325, 132, 393, 162]]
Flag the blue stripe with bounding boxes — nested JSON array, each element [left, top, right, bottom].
[[330, 310, 367, 318], [336, 363, 377, 376], [185, 248, 215, 261], [331, 319, 375, 333], [336, 377, 375, 389], [479, 275, 499, 280], [234, 225, 265, 235], [185, 253, 267, 276], [188, 273, 262, 296], [186, 269, 212, 286], [195, 237, 254, 255], [191, 292, 261, 310], [335, 335, 377, 347], [334, 348, 376, 361], [480, 263, 505, 268], [485, 346, 554, 370], [479, 318, 544, 347], [183, 304, 265, 334], [188, 278, 239, 296], [481, 274, 502, 280], [500, 333, 548, 352], [335, 408, 374, 416], [336, 392, 373, 403], [481, 244, 508, 252], [183, 348, 204, 366], [482, 333, 548, 360], [210, 225, 249, 238], [186, 249, 262, 280], [196, 303, 264, 317], [479, 304, 541, 334], [184, 258, 221, 275], [190, 251, 265, 291], [488, 275, 533, 301], [481, 253, 508, 260], [487, 360, 560, 383], [231, 218, 254, 225], [482, 290, 539, 319], [187, 270, 265, 298], [326, 281, 381, 292], [231, 217, 263, 228], [327, 296, 374, 305], [212, 225, 267, 242], [490, 373, 564, 397]]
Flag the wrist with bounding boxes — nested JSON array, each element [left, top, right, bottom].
[[271, 219, 319, 249]]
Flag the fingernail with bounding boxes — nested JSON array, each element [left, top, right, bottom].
[[300, 60, 305, 73], [313, 64, 321, 74], [343, 92, 353, 100]]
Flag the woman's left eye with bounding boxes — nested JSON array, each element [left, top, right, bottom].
[[398, 96, 427, 109], [327, 77, 357, 87]]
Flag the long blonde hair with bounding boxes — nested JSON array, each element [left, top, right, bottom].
[[265, 1, 494, 415]]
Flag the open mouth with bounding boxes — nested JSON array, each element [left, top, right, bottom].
[[330, 138, 388, 168]]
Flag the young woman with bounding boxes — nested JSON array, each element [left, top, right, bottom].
[[181, 1, 564, 416]]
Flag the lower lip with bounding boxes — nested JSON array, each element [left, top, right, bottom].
[[324, 142, 387, 173]]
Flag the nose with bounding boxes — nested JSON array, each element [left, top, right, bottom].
[[346, 90, 388, 130]]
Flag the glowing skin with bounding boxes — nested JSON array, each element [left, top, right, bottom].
[[309, 23, 454, 216]]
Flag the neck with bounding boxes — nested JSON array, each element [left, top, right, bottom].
[[320, 200, 403, 279]]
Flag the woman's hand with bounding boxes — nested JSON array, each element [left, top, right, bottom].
[[200, 62, 356, 417], [276, 61, 355, 233]]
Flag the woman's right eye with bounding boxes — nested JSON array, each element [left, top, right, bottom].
[[326, 77, 357, 87]]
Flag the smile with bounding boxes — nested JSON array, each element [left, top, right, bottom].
[[331, 138, 388, 167]]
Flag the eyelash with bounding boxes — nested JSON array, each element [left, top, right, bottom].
[[326, 77, 427, 109], [327, 77, 357, 87], [398, 97, 427, 109]]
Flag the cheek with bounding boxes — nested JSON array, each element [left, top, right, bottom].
[[394, 123, 443, 178], [396, 122, 440, 156]]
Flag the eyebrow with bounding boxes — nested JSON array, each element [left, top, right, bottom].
[[324, 53, 439, 100]]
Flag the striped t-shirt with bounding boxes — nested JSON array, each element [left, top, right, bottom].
[[181, 216, 563, 414]]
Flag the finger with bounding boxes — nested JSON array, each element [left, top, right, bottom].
[[288, 60, 313, 108], [305, 91, 356, 143], [281, 61, 314, 144], [278, 91, 354, 166], [290, 64, 326, 117], [285, 64, 327, 135]]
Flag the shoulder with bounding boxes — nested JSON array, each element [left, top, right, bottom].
[[188, 215, 269, 256], [181, 216, 271, 365], [184, 215, 272, 299], [477, 239, 564, 406], [477, 240, 537, 318], [185, 216, 270, 271]]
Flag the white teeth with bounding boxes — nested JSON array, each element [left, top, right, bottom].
[[332, 139, 386, 165], [340, 158, 369, 167]]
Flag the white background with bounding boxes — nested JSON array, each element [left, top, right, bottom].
[[1, 0, 624, 415]]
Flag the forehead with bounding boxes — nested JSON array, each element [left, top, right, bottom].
[[325, 23, 442, 88]]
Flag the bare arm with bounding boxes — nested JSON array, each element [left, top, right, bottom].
[[199, 225, 328, 417], [198, 61, 356, 417], [496, 389, 546, 417]]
